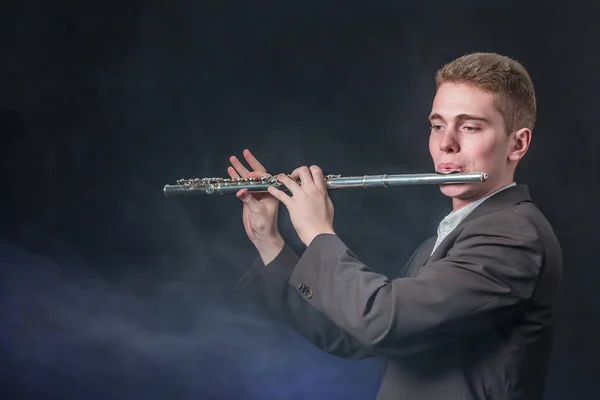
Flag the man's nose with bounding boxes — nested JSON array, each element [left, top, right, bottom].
[[439, 130, 459, 153]]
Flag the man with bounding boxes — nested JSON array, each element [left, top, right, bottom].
[[228, 52, 563, 400]]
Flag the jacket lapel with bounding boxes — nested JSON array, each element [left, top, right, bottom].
[[424, 184, 533, 265], [405, 237, 436, 277]]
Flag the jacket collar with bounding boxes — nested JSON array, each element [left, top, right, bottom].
[[458, 183, 532, 227]]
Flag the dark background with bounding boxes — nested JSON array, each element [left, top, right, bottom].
[[1, 0, 598, 399]]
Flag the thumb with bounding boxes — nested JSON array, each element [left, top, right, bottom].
[[236, 189, 258, 206]]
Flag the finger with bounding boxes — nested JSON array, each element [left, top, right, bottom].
[[229, 167, 268, 180], [229, 155, 251, 177], [288, 166, 306, 181], [227, 166, 240, 179], [243, 149, 267, 173], [309, 165, 326, 190], [276, 173, 301, 196], [294, 166, 316, 191], [247, 170, 270, 179], [267, 186, 290, 206]]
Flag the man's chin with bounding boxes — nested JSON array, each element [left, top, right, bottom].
[[438, 183, 473, 199]]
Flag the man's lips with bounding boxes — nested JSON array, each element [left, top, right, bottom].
[[437, 163, 464, 173]]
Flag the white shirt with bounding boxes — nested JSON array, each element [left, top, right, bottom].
[[431, 182, 517, 255]]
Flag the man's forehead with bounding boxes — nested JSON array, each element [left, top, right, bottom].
[[430, 93, 498, 121]]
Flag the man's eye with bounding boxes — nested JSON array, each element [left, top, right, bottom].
[[431, 125, 443, 131], [464, 126, 480, 132]]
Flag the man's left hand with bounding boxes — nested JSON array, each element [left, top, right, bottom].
[[267, 165, 335, 246]]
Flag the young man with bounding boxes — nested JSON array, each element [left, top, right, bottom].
[[229, 53, 563, 400]]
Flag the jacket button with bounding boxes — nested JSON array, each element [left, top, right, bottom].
[[296, 282, 312, 298]]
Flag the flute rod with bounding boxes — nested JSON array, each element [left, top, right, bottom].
[[163, 172, 488, 196]]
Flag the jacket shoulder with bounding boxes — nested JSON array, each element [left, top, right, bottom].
[[462, 201, 562, 261]]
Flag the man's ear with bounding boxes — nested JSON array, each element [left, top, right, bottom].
[[508, 128, 531, 162]]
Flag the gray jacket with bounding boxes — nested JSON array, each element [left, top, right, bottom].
[[236, 184, 563, 400]]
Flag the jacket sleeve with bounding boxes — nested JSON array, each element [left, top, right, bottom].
[[236, 244, 377, 359], [283, 209, 545, 358]]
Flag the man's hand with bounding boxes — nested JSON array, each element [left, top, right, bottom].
[[267, 165, 335, 246], [228, 149, 284, 264]]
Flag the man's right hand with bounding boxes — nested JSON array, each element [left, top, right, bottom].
[[228, 149, 284, 264]]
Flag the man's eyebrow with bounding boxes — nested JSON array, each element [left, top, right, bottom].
[[456, 114, 489, 122], [428, 113, 489, 122]]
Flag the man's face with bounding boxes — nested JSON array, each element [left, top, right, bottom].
[[428, 82, 519, 210]]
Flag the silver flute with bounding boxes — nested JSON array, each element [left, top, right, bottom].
[[163, 171, 488, 196]]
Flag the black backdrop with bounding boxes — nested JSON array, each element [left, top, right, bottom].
[[1, 1, 599, 399]]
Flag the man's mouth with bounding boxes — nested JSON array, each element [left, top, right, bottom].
[[437, 164, 465, 174]]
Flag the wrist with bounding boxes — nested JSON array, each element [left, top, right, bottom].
[[305, 227, 335, 246], [254, 235, 285, 265]]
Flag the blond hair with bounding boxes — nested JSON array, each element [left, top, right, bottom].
[[435, 52, 536, 134]]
